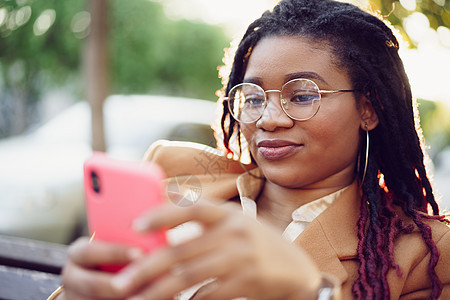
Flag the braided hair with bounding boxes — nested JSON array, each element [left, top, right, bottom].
[[217, 0, 446, 298]]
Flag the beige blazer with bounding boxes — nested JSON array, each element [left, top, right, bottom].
[[145, 141, 450, 299]]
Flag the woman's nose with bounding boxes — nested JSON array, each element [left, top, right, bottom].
[[256, 92, 294, 131]]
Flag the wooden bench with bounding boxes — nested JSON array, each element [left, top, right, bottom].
[[0, 235, 67, 300]]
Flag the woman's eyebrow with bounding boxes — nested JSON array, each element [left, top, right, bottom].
[[243, 72, 330, 86], [285, 72, 329, 84], [242, 77, 262, 85]]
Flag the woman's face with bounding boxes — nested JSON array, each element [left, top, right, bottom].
[[240, 35, 362, 189]]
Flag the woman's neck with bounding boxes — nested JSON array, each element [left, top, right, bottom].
[[256, 176, 354, 231]]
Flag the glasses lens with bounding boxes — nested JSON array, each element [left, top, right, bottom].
[[281, 79, 321, 120], [228, 83, 265, 123]]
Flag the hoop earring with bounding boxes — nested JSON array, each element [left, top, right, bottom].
[[361, 122, 369, 184]]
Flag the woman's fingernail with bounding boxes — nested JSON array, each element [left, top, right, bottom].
[[112, 272, 132, 291], [127, 296, 145, 300], [127, 247, 144, 260], [133, 217, 150, 232]]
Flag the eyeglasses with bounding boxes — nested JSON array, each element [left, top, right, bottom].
[[225, 78, 355, 123]]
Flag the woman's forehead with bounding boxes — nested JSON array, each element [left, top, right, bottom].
[[244, 36, 349, 87]]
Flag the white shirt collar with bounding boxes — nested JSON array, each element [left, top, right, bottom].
[[236, 169, 350, 242]]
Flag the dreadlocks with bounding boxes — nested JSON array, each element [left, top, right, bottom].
[[218, 0, 446, 298]]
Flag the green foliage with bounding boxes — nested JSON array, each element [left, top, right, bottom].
[[370, 0, 450, 47], [0, 0, 228, 98], [108, 0, 228, 100], [0, 0, 228, 137], [0, 0, 85, 95], [417, 99, 450, 157]]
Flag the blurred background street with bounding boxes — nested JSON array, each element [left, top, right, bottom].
[[0, 0, 449, 244]]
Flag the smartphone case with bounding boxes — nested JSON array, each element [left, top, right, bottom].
[[83, 152, 167, 271]]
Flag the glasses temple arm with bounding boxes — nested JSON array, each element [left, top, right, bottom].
[[319, 89, 356, 94]]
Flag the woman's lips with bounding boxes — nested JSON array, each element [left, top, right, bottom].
[[257, 140, 302, 160]]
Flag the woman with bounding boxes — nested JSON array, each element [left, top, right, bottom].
[[55, 0, 450, 299]]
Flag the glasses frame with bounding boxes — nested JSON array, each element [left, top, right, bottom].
[[225, 78, 355, 123]]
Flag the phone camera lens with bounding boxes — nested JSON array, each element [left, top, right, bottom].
[[91, 171, 101, 193]]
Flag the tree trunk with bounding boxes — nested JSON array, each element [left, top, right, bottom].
[[85, 0, 108, 152], [10, 89, 28, 136]]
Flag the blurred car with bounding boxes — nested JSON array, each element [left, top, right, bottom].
[[0, 95, 218, 244]]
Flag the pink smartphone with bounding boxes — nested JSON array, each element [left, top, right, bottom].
[[83, 152, 167, 272]]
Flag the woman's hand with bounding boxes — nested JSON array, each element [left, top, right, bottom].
[[60, 237, 144, 300], [110, 202, 322, 300]]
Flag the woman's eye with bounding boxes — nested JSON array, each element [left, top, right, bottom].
[[289, 93, 318, 104], [244, 96, 265, 106]]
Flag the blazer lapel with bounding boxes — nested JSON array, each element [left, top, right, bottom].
[[294, 181, 361, 284]]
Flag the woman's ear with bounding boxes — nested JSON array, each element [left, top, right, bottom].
[[359, 97, 379, 130]]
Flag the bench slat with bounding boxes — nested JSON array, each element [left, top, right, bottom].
[[0, 235, 67, 274], [0, 265, 62, 300]]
